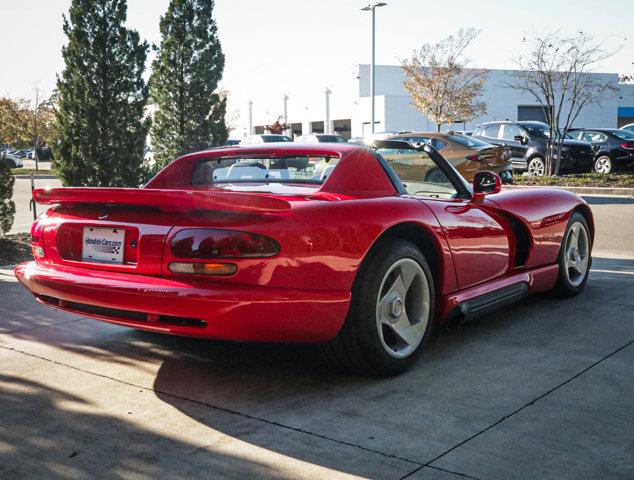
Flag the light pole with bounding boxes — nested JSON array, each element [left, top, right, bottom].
[[282, 94, 289, 136], [247, 99, 253, 135], [361, 2, 387, 135], [324, 87, 331, 134]]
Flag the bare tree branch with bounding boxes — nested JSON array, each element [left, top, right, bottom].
[[401, 27, 488, 132], [504, 32, 620, 175]]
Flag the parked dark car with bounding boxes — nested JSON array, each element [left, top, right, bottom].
[[567, 128, 634, 174], [472, 121, 594, 176], [620, 123, 634, 134]]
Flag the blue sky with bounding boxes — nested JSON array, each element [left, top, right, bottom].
[[1, 0, 632, 132]]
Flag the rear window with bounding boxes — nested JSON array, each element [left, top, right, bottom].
[[447, 135, 491, 147], [191, 156, 339, 185], [612, 130, 634, 140]]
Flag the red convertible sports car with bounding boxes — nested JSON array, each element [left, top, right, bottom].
[[15, 141, 593, 375]]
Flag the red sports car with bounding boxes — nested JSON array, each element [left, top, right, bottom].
[[15, 141, 593, 375]]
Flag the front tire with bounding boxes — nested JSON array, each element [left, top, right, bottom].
[[320, 239, 435, 376], [553, 212, 592, 297], [593, 155, 612, 174]]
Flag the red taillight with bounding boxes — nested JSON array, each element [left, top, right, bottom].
[[466, 154, 487, 162], [31, 220, 46, 260], [170, 228, 280, 259], [619, 142, 634, 150]]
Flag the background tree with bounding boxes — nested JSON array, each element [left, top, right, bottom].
[[0, 161, 15, 235], [54, 0, 149, 187], [265, 117, 289, 134], [509, 32, 619, 175], [150, 0, 227, 170], [0, 87, 55, 171], [401, 28, 488, 132]]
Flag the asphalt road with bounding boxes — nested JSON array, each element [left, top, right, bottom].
[[2, 182, 633, 479]]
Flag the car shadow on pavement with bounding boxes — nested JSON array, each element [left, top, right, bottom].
[[0, 374, 310, 479], [1, 256, 633, 478]]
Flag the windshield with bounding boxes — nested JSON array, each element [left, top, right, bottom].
[[519, 123, 566, 140], [447, 135, 490, 148], [520, 123, 550, 139], [191, 155, 339, 185]]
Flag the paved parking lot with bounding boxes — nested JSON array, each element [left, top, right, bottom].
[[1, 194, 633, 479]]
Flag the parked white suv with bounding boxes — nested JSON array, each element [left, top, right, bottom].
[[295, 134, 348, 143], [241, 134, 292, 145]]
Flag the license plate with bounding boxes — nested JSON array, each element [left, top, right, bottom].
[[82, 227, 125, 264]]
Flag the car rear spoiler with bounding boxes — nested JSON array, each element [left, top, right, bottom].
[[33, 188, 292, 213]]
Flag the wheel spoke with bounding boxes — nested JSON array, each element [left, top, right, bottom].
[[399, 262, 419, 292], [570, 224, 580, 248], [379, 274, 399, 305], [389, 316, 425, 348]]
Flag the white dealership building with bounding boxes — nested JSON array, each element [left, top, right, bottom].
[[250, 64, 634, 140]]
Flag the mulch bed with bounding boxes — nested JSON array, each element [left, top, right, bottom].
[[514, 173, 634, 188], [0, 233, 33, 266]]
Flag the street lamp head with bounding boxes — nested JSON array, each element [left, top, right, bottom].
[[361, 1, 387, 10]]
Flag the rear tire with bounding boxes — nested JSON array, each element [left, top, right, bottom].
[[320, 239, 435, 376], [553, 212, 592, 297], [527, 157, 545, 176]]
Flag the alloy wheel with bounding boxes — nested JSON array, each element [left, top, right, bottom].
[[376, 258, 430, 359], [527, 158, 545, 176], [564, 222, 590, 287], [594, 156, 611, 174]]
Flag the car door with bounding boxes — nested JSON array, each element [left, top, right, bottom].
[[384, 146, 512, 290], [500, 124, 529, 168]]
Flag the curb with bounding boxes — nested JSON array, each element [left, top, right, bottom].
[[504, 184, 634, 197], [13, 174, 58, 179]]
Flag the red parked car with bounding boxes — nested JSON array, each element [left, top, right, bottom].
[[16, 141, 593, 375]]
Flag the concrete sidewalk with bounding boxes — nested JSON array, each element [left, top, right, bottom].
[[1, 257, 633, 479]]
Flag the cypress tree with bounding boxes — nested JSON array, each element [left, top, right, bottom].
[[0, 161, 15, 235], [54, 0, 150, 187], [150, 0, 227, 169]]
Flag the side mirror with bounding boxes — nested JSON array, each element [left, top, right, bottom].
[[472, 171, 501, 202], [513, 134, 528, 145]]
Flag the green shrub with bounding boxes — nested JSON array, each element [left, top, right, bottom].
[[0, 161, 16, 235]]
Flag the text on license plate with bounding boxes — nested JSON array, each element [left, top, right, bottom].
[[82, 227, 125, 264]]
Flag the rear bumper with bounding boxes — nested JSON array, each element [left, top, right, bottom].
[[14, 262, 350, 343]]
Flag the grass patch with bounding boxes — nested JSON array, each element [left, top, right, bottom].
[[514, 173, 634, 188], [11, 168, 56, 176], [0, 233, 32, 266]]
